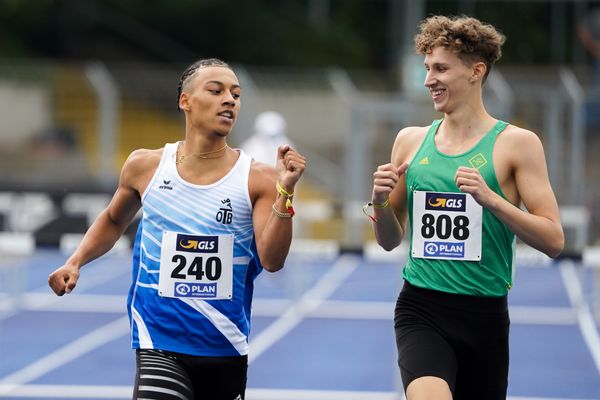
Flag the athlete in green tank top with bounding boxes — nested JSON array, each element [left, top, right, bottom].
[[368, 15, 564, 400], [404, 118, 515, 297]]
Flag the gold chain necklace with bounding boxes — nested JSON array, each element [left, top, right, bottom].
[[173, 141, 229, 164]]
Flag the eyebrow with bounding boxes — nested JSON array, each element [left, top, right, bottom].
[[205, 80, 241, 89], [424, 62, 449, 68]]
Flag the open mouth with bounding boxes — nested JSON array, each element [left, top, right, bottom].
[[430, 88, 445, 98], [218, 110, 234, 120]]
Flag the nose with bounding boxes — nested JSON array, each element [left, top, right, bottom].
[[222, 91, 236, 106], [424, 70, 435, 88]]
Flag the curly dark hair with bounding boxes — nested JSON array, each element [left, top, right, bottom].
[[176, 58, 230, 110], [415, 15, 506, 82]]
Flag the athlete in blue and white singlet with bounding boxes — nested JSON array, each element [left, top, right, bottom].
[[128, 143, 261, 357], [49, 59, 307, 400]]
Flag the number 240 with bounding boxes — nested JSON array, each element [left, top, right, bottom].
[[170, 255, 222, 281]]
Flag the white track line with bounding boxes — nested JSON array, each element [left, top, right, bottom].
[[0, 315, 129, 396], [560, 261, 600, 375], [4, 293, 580, 325], [248, 254, 361, 364], [0, 385, 595, 400], [0, 384, 132, 398], [0, 255, 130, 321]]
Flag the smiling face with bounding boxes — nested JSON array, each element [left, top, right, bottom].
[[178, 66, 241, 137], [423, 46, 481, 114]]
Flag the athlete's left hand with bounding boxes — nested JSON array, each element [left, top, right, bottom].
[[455, 166, 495, 207], [276, 145, 306, 192]]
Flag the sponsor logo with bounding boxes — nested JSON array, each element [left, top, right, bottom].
[[424, 241, 464, 258], [158, 179, 173, 190], [468, 153, 487, 169], [216, 198, 233, 224], [425, 192, 466, 212], [174, 282, 217, 298], [176, 234, 219, 253]]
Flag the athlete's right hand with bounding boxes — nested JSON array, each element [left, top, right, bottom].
[[371, 163, 409, 205], [48, 264, 80, 296]]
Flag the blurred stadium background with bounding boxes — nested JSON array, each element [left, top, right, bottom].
[[0, 0, 598, 253], [0, 0, 600, 398]]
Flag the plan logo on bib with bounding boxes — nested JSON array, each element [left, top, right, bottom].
[[424, 241, 465, 258]]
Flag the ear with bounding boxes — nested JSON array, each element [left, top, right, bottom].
[[470, 61, 487, 83], [179, 92, 191, 112]]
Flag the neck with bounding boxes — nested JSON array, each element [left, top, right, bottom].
[[441, 101, 493, 138], [174, 140, 229, 164]]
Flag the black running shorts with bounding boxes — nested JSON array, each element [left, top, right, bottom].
[[394, 280, 510, 399], [133, 349, 248, 400]]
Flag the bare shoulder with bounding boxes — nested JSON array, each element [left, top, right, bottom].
[[124, 148, 163, 169], [498, 124, 542, 144], [120, 148, 164, 189], [494, 124, 549, 178], [391, 125, 430, 164], [249, 159, 277, 179], [496, 125, 544, 157], [249, 160, 277, 200]]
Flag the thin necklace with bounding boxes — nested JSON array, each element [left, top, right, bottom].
[[173, 141, 229, 164]]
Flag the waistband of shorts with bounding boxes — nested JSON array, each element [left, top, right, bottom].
[[401, 280, 508, 313]]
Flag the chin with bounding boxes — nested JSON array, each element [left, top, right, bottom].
[[433, 104, 446, 113], [215, 128, 232, 137]]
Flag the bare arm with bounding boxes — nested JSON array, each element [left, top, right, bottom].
[[48, 149, 157, 295], [455, 129, 564, 258], [250, 145, 306, 272], [371, 127, 422, 251]]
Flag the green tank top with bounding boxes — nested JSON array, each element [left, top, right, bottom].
[[403, 119, 515, 297]]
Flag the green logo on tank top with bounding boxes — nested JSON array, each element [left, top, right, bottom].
[[468, 153, 487, 169]]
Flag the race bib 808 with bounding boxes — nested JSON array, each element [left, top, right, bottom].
[[411, 191, 482, 261]]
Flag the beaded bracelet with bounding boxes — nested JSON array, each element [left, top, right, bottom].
[[272, 204, 293, 219]]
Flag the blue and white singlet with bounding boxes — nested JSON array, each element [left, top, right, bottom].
[[126, 143, 262, 357]]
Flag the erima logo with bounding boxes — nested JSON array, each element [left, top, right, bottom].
[[425, 192, 466, 212], [175, 234, 219, 253], [159, 179, 173, 190], [216, 198, 233, 224]]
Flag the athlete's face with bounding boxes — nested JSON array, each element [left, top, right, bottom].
[[179, 66, 241, 136], [423, 46, 478, 113]]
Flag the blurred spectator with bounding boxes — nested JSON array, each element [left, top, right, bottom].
[[241, 111, 295, 166], [577, 7, 600, 127]]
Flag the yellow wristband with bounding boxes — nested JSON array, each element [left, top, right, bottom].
[[276, 181, 294, 198], [363, 198, 390, 223], [276, 181, 295, 217], [372, 197, 390, 208]]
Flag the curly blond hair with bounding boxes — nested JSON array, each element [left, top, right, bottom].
[[415, 15, 506, 81]]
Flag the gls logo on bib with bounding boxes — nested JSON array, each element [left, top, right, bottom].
[[425, 192, 466, 212], [176, 234, 219, 253]]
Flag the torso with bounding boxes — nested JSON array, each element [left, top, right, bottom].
[[128, 143, 261, 356], [394, 121, 520, 207], [399, 119, 517, 297], [128, 146, 270, 208]]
